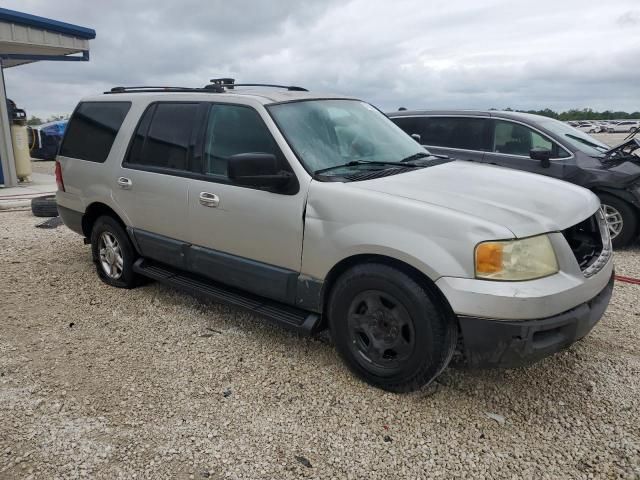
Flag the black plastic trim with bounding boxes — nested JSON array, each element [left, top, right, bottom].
[[131, 228, 300, 304], [458, 273, 614, 368], [133, 229, 188, 270], [133, 259, 321, 335], [295, 275, 324, 312], [187, 245, 298, 304]]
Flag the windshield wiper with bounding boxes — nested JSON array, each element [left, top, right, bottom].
[[565, 134, 609, 152], [400, 152, 431, 162], [314, 160, 420, 175]]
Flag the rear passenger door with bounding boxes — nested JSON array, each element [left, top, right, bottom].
[[113, 101, 206, 269], [391, 116, 490, 161], [185, 103, 306, 304], [483, 119, 569, 179]]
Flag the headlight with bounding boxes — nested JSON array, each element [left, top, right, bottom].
[[475, 234, 558, 281]]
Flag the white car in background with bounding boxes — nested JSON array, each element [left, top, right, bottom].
[[607, 121, 640, 133], [575, 123, 601, 134]]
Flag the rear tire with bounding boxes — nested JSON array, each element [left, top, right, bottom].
[[90, 215, 139, 288], [328, 263, 457, 392], [598, 193, 637, 248]]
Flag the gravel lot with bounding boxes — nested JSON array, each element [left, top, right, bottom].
[[1, 210, 639, 479]]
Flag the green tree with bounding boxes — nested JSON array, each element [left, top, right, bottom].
[[45, 114, 69, 123], [26, 115, 42, 126]]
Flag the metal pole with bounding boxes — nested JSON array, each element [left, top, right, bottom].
[[0, 59, 18, 187]]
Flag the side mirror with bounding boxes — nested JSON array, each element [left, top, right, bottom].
[[410, 133, 422, 144], [530, 148, 551, 168], [227, 153, 292, 189]]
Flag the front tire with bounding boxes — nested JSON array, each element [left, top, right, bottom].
[[598, 193, 638, 248], [328, 263, 457, 392], [90, 215, 139, 288]]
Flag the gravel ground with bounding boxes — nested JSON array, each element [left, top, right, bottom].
[[1, 211, 639, 480]]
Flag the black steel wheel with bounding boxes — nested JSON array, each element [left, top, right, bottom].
[[347, 289, 416, 375], [328, 263, 457, 392]]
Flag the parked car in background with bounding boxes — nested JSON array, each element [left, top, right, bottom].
[[55, 83, 614, 392], [607, 121, 640, 133], [575, 122, 601, 133], [28, 119, 67, 160], [388, 110, 640, 246]]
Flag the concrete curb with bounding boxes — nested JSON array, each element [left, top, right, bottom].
[[0, 192, 55, 210], [0, 199, 30, 210]]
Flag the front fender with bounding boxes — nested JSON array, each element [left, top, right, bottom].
[[301, 181, 513, 282], [302, 218, 469, 281]]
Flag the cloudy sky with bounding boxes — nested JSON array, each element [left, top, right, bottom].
[[2, 0, 640, 119]]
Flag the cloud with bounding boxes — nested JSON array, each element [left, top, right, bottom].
[[1, 0, 639, 119], [616, 10, 640, 26]]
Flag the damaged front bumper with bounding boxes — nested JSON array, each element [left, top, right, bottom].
[[457, 273, 614, 369]]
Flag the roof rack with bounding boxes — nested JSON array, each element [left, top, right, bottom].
[[105, 86, 218, 94], [105, 80, 309, 95], [208, 78, 308, 92]]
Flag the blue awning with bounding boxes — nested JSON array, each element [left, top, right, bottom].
[[0, 8, 95, 40]]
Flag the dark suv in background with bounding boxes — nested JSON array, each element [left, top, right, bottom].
[[388, 110, 640, 247]]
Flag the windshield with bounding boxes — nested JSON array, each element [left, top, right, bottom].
[[268, 99, 427, 174], [535, 117, 610, 156]]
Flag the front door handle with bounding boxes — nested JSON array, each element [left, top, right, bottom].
[[199, 192, 220, 208], [117, 177, 132, 189]]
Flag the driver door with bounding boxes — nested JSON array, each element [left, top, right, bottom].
[[186, 103, 309, 303], [483, 119, 569, 179]]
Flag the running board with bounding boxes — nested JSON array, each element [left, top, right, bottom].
[[133, 259, 321, 335]]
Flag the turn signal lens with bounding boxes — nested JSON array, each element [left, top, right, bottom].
[[475, 235, 558, 281], [475, 242, 504, 274]]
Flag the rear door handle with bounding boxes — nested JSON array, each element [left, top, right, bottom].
[[117, 177, 132, 189], [199, 192, 220, 207]]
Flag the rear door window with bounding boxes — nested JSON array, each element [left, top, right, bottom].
[[125, 102, 200, 171], [393, 116, 490, 151], [59, 102, 131, 162]]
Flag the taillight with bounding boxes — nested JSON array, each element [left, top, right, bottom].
[[55, 160, 65, 192]]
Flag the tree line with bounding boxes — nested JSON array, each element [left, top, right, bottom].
[[26, 114, 69, 126], [494, 108, 640, 121]]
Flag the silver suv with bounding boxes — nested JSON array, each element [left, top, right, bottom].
[[56, 81, 614, 392]]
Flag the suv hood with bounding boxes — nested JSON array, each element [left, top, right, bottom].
[[351, 161, 599, 238]]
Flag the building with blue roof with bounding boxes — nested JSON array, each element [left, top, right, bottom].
[[0, 7, 95, 186]]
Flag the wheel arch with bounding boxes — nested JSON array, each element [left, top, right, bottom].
[[591, 186, 640, 211], [82, 202, 128, 238], [318, 253, 456, 329]]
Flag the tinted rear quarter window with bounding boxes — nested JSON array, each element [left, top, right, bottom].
[[60, 102, 131, 162], [393, 116, 490, 151]]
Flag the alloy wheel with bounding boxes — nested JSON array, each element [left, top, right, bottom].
[[602, 204, 624, 239], [98, 231, 124, 279]]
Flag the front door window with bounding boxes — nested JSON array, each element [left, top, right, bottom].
[[493, 120, 553, 156]]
